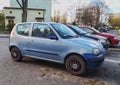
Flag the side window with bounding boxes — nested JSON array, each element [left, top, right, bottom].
[[17, 24, 31, 36], [83, 28, 94, 33], [32, 23, 56, 39]]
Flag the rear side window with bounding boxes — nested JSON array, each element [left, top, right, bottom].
[[17, 23, 31, 36]]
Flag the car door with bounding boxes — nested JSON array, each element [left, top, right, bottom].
[[28, 23, 62, 61], [15, 23, 31, 56]]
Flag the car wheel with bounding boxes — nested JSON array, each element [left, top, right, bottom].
[[10, 47, 23, 61], [65, 55, 86, 76]]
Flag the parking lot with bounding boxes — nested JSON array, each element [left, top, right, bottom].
[[0, 30, 120, 85]]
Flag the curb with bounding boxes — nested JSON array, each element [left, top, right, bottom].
[[0, 34, 10, 38]]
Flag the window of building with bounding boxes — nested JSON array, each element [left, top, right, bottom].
[[35, 17, 44, 22], [36, 19, 43, 22], [8, 19, 14, 24], [17, 23, 31, 36], [10, 11, 12, 13], [6, 16, 15, 24]]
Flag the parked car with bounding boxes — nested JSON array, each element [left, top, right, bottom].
[[98, 26, 110, 32], [66, 25, 110, 50], [9, 22, 106, 76], [79, 26, 119, 46]]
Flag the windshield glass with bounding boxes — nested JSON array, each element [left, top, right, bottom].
[[51, 23, 78, 39], [91, 27, 100, 33], [70, 25, 87, 34]]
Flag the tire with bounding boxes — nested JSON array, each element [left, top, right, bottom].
[[65, 55, 86, 76], [10, 47, 23, 61]]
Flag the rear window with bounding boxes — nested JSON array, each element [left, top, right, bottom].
[[16, 23, 31, 36]]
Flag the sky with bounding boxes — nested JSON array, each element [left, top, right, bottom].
[[0, 0, 10, 9], [0, 0, 120, 13], [52, 0, 120, 14], [104, 0, 120, 13]]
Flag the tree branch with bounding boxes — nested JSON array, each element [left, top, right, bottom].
[[16, 0, 23, 8]]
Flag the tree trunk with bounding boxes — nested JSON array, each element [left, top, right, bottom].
[[22, 0, 28, 22]]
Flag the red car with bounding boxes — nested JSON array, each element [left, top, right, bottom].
[[79, 26, 119, 46]]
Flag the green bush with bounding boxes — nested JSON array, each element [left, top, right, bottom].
[[0, 13, 5, 31], [6, 23, 15, 32]]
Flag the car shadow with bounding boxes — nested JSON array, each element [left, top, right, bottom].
[[22, 57, 66, 71], [18, 57, 120, 84], [21, 57, 104, 76]]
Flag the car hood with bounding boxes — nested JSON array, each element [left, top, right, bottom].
[[67, 38, 102, 48], [85, 34, 106, 40], [90, 34, 107, 39], [99, 33, 115, 37]]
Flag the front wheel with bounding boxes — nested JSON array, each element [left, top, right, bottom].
[[10, 47, 23, 61], [65, 55, 86, 76]]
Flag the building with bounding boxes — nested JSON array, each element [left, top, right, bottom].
[[4, 7, 46, 25], [3, 0, 52, 26], [0, 10, 3, 13]]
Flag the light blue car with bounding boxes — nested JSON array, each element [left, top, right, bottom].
[[9, 22, 106, 76]]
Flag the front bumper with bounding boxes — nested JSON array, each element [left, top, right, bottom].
[[83, 53, 106, 69], [111, 39, 119, 45]]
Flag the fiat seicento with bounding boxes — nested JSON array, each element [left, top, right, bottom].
[[9, 22, 106, 75]]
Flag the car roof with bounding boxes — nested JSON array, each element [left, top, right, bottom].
[[16, 22, 57, 25]]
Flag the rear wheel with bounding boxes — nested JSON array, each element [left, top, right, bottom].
[[65, 55, 86, 76], [10, 47, 23, 61]]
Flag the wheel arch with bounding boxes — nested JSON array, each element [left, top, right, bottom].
[[64, 53, 87, 65], [9, 45, 20, 52]]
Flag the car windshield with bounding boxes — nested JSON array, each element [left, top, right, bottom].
[[70, 25, 87, 34], [51, 23, 78, 39], [91, 27, 100, 33]]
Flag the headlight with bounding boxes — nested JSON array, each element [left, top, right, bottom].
[[99, 39, 106, 43], [93, 48, 100, 55]]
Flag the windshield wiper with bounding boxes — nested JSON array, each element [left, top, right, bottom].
[[63, 35, 79, 39]]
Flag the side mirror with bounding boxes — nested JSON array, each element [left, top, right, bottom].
[[49, 35, 58, 40]]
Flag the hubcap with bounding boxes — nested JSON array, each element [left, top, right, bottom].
[[72, 63, 78, 69], [12, 50, 18, 58], [67, 59, 81, 73], [13, 52, 17, 57]]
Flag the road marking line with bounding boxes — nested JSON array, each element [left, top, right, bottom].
[[105, 59, 120, 63]]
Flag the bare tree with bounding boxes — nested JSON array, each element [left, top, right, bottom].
[[16, 0, 28, 22], [76, 0, 109, 27], [90, 0, 109, 27]]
